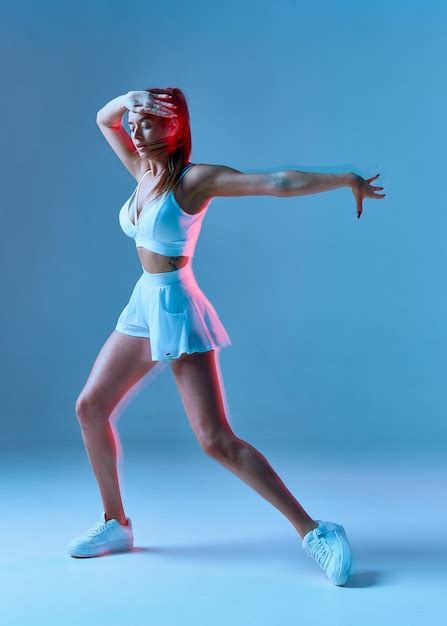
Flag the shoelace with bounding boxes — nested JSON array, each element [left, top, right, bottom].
[[309, 529, 333, 569], [85, 520, 111, 537]]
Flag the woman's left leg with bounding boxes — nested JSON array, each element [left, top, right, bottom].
[[170, 349, 318, 539]]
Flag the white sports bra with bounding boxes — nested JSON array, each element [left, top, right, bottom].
[[118, 163, 212, 257]]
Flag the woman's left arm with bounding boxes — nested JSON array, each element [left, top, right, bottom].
[[279, 170, 386, 219], [198, 164, 385, 220]]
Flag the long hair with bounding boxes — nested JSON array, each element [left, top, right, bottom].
[[141, 86, 193, 200]]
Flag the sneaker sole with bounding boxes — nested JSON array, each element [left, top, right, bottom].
[[69, 537, 134, 558]]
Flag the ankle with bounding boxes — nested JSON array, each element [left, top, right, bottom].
[[105, 513, 128, 526], [300, 519, 319, 539]]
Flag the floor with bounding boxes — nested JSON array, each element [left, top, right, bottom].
[[2, 440, 445, 626]]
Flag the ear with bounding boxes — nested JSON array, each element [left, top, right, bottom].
[[167, 117, 180, 137]]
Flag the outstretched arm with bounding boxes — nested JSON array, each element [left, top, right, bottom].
[[199, 164, 385, 219], [279, 169, 386, 219]]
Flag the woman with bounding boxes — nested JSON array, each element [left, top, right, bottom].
[[68, 87, 385, 585]]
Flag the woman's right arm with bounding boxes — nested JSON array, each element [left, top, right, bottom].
[[96, 92, 141, 180]]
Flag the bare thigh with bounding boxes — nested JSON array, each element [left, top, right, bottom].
[[76, 330, 158, 416], [170, 350, 235, 451]]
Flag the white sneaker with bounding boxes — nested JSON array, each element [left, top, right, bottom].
[[68, 512, 134, 558], [302, 519, 353, 585]]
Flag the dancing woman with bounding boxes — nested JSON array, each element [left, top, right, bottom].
[[68, 87, 385, 585]]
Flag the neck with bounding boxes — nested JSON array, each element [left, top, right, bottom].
[[145, 158, 168, 177]]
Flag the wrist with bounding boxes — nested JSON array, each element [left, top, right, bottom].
[[344, 172, 356, 188], [96, 94, 128, 127]]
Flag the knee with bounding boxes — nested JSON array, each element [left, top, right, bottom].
[[75, 392, 111, 427], [202, 433, 240, 462]]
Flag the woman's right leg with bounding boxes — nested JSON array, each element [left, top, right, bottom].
[[75, 330, 158, 525]]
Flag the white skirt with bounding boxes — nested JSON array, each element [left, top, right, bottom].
[[115, 262, 232, 362]]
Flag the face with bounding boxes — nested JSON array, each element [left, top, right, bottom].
[[127, 113, 175, 152]]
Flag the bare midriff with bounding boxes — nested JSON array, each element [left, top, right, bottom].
[[136, 247, 190, 273]]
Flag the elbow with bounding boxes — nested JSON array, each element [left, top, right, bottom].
[[96, 111, 111, 125], [272, 171, 288, 196]]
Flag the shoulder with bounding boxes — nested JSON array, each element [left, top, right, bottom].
[[176, 163, 215, 203], [181, 163, 214, 188], [180, 163, 242, 198]]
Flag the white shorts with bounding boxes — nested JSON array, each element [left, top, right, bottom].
[[115, 263, 232, 362]]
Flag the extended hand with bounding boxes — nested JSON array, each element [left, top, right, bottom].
[[350, 173, 386, 219]]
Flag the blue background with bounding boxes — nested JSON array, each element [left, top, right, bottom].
[[2, 1, 446, 625], [2, 0, 444, 449]]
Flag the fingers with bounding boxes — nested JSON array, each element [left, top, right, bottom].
[[367, 177, 386, 198], [354, 173, 386, 217], [129, 92, 177, 117], [369, 186, 386, 197], [355, 192, 363, 218], [149, 92, 172, 98], [136, 105, 178, 118], [162, 103, 178, 112], [146, 94, 178, 117]]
